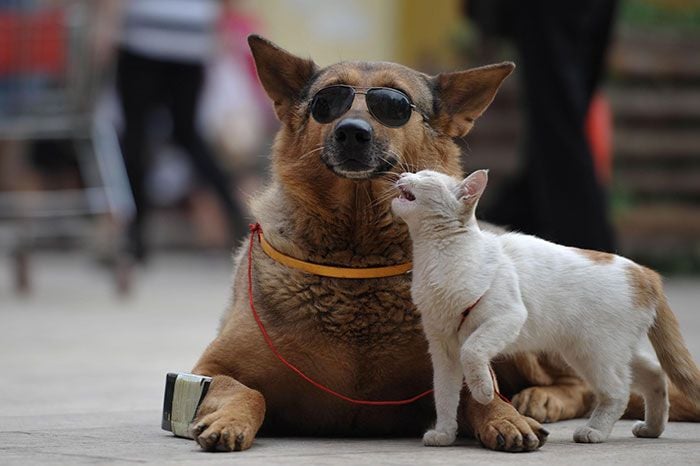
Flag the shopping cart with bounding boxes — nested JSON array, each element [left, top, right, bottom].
[[0, 0, 135, 293]]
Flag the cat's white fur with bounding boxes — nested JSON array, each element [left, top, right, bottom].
[[392, 169, 700, 445]]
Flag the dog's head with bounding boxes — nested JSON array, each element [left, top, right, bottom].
[[249, 35, 513, 214]]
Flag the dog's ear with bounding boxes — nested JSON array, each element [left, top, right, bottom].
[[248, 35, 318, 122], [432, 62, 515, 138]]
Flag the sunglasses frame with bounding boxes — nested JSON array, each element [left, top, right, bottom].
[[310, 85, 419, 128]]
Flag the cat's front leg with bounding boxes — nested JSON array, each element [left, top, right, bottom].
[[461, 303, 526, 405], [423, 334, 463, 447], [461, 355, 495, 405]]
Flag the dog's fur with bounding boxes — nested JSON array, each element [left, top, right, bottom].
[[189, 35, 700, 453]]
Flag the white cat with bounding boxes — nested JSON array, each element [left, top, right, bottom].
[[391, 169, 700, 445]]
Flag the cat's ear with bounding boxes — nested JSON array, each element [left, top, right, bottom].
[[459, 170, 489, 206]]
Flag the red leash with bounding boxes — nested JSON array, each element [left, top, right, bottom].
[[246, 223, 509, 406]]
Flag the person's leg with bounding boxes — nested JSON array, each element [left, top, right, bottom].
[[116, 50, 162, 260], [165, 61, 248, 243], [486, 1, 616, 252], [581, 0, 619, 104]]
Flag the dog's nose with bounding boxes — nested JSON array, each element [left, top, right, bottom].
[[334, 118, 373, 149]]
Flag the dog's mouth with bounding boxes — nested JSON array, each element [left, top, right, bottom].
[[328, 160, 380, 180], [321, 144, 397, 180], [397, 185, 416, 201]]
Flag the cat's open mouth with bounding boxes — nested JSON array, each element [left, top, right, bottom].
[[398, 185, 416, 201]]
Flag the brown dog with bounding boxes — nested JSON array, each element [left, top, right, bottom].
[[189, 35, 699, 453]]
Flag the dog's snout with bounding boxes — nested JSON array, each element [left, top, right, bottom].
[[334, 118, 373, 148]]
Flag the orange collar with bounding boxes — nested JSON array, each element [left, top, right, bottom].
[[252, 223, 412, 279]]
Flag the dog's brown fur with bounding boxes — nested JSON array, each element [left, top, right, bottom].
[[190, 35, 699, 453]]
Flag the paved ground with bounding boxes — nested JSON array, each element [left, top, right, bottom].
[[1, 253, 699, 465]]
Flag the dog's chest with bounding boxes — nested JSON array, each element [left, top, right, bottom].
[[255, 258, 422, 346]]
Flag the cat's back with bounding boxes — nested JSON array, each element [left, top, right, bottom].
[[496, 231, 635, 307], [492, 232, 657, 352], [498, 231, 624, 270]]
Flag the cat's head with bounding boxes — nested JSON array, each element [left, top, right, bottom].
[[391, 169, 489, 228]]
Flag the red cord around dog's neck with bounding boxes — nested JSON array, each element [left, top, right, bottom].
[[246, 223, 509, 406]]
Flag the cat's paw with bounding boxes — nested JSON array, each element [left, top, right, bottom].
[[423, 429, 456, 447], [463, 362, 494, 405], [632, 421, 662, 438], [573, 425, 607, 443], [470, 380, 495, 405]]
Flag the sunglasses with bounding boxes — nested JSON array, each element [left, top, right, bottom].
[[310, 85, 418, 128]]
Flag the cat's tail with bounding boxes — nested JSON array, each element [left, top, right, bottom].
[[649, 297, 700, 404]]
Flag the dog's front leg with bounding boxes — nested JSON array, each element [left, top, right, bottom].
[[188, 364, 266, 452], [458, 387, 549, 452]]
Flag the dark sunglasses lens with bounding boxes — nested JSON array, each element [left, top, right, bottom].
[[311, 86, 354, 124], [366, 88, 412, 127]]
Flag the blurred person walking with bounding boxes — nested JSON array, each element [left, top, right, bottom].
[[471, 0, 618, 252], [115, 0, 247, 260]]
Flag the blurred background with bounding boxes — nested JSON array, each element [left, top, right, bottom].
[[1, 2, 700, 451], [0, 0, 699, 298]]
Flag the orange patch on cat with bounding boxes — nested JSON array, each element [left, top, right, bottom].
[[572, 247, 615, 264], [626, 264, 663, 308]]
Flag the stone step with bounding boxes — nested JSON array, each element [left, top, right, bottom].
[[615, 167, 700, 196], [609, 87, 700, 122], [614, 129, 700, 160], [617, 203, 700, 238], [611, 28, 700, 81], [616, 204, 700, 265]]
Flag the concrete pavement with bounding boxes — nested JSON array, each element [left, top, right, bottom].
[[1, 253, 698, 465]]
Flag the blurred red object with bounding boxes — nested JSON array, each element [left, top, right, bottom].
[[218, 9, 270, 107], [586, 92, 613, 186], [0, 9, 65, 76]]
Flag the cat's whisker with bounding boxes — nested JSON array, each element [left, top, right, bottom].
[[367, 188, 399, 209], [387, 149, 415, 175]]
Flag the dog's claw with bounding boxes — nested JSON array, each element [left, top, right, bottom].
[[190, 423, 206, 438], [234, 433, 245, 451], [524, 433, 539, 450], [496, 433, 505, 449]]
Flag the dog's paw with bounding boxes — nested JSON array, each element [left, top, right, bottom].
[[512, 386, 566, 423], [189, 380, 265, 452], [632, 421, 662, 438], [475, 410, 548, 452], [423, 429, 456, 447], [573, 425, 607, 443], [190, 408, 259, 452]]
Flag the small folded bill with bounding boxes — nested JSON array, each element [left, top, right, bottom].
[[162, 373, 212, 438]]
